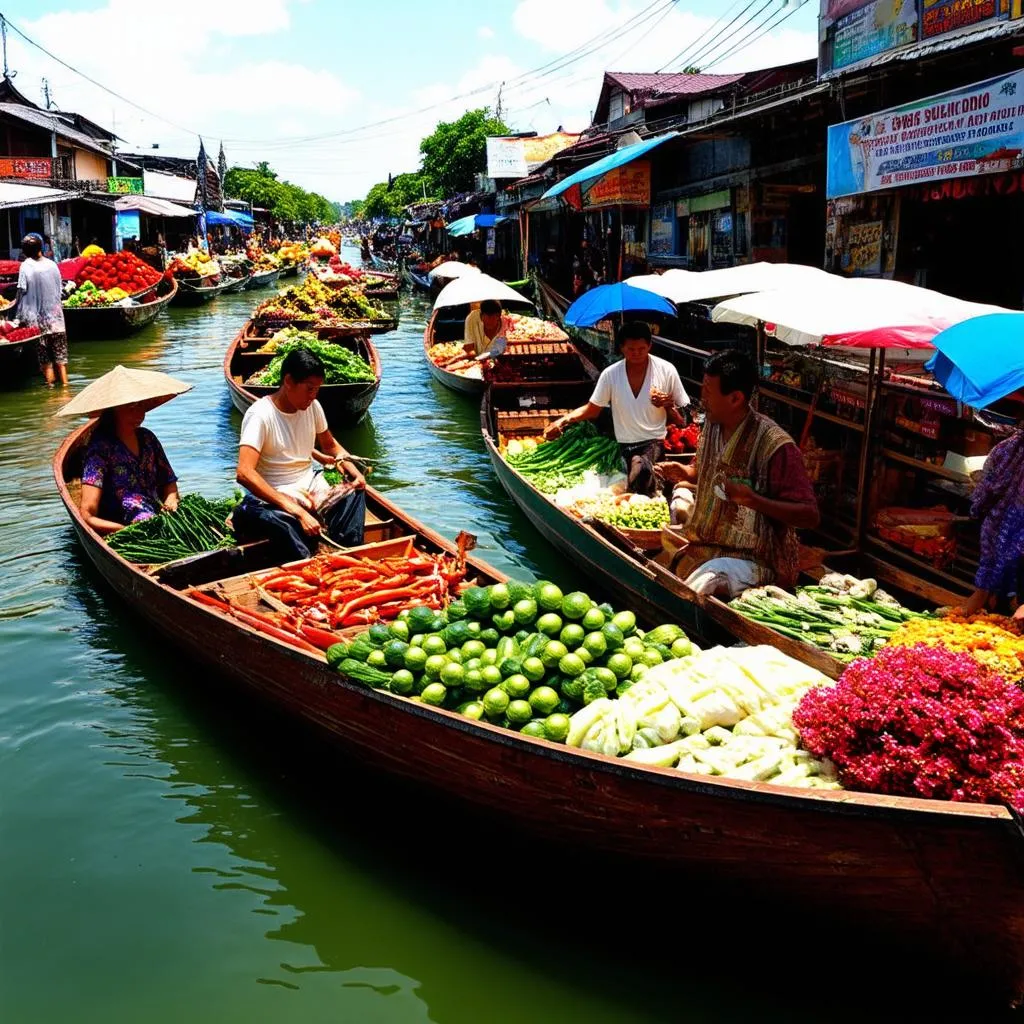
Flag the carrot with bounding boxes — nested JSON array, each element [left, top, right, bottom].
[[337, 586, 424, 620], [295, 623, 342, 650], [186, 588, 231, 612], [230, 609, 321, 653], [263, 575, 308, 592]]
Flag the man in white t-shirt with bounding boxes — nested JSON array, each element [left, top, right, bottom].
[[543, 322, 689, 495], [233, 347, 366, 560]]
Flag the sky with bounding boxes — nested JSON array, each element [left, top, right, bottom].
[[4, 0, 819, 202]]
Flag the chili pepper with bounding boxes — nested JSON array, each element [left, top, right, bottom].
[[337, 586, 425, 620], [186, 588, 231, 612], [230, 609, 322, 654], [295, 622, 342, 650], [262, 574, 307, 591]]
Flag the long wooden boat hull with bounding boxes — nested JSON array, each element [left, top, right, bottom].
[[52, 422, 1024, 1006], [406, 267, 433, 292], [224, 323, 381, 428], [170, 277, 235, 306], [63, 280, 179, 341], [246, 268, 282, 290], [279, 263, 300, 279], [423, 311, 485, 396], [0, 336, 38, 375]]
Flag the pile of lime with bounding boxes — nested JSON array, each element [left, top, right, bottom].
[[328, 579, 696, 744]]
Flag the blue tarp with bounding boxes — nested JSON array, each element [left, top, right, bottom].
[[926, 313, 1024, 409], [206, 209, 254, 228], [564, 282, 676, 327], [541, 133, 679, 201], [446, 213, 507, 236]]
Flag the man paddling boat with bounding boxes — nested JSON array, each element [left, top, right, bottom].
[[234, 348, 366, 560], [659, 350, 819, 599], [542, 321, 688, 496]]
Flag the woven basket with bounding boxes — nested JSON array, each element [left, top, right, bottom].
[[614, 525, 665, 551]]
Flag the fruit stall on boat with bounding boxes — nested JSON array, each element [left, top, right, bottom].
[[225, 321, 381, 428], [53, 414, 1024, 1006], [254, 275, 399, 335]]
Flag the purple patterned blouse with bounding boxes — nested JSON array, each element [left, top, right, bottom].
[[972, 432, 1024, 596], [82, 428, 177, 525]]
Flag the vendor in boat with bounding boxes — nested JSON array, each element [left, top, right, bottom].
[[234, 347, 366, 561], [464, 299, 511, 361], [658, 350, 819, 599], [542, 321, 689, 496], [55, 364, 192, 535]]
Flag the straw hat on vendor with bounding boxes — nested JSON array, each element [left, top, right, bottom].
[[58, 364, 191, 536]]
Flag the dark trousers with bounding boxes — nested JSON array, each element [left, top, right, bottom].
[[234, 489, 367, 562], [619, 439, 663, 497]]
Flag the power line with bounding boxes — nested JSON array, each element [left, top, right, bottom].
[[705, 0, 808, 69], [666, 0, 776, 74], [656, 0, 754, 72]]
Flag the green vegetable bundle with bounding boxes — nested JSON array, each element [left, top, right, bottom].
[[107, 492, 240, 564], [597, 498, 669, 531], [505, 423, 621, 494], [250, 337, 376, 387]]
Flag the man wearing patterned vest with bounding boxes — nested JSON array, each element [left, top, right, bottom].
[[660, 350, 819, 599]]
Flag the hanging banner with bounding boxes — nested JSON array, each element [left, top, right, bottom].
[[921, 0, 1014, 40], [107, 176, 144, 194], [827, 70, 1024, 198], [584, 161, 651, 208], [649, 201, 674, 254], [115, 210, 141, 250], [0, 157, 52, 178]]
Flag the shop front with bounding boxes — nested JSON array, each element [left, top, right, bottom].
[[825, 68, 1024, 306]]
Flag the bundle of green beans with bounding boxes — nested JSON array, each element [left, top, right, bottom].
[[505, 423, 621, 494], [107, 493, 240, 564]]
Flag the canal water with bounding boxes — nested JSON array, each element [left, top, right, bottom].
[[0, 251, 1001, 1023]]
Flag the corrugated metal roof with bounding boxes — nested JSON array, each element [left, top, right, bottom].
[[0, 182, 76, 210], [0, 104, 114, 158], [605, 71, 744, 96]]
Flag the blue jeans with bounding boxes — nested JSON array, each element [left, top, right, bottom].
[[234, 489, 367, 562]]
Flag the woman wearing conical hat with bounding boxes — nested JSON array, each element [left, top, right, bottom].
[[57, 365, 190, 535]]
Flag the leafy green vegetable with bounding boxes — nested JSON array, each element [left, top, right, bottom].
[[250, 336, 376, 386]]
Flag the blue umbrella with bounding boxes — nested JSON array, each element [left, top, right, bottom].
[[925, 313, 1024, 409], [564, 282, 676, 327]]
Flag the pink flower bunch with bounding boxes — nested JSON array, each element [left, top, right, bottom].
[[793, 644, 1024, 811]]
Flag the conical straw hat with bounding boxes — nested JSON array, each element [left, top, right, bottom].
[[57, 364, 192, 418]]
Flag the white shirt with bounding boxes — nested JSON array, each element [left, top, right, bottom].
[[239, 396, 328, 500], [464, 309, 508, 358], [589, 354, 689, 444]]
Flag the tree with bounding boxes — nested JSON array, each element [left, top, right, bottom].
[[223, 162, 340, 223], [419, 107, 510, 198], [362, 172, 433, 220]]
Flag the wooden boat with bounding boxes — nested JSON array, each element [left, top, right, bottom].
[[405, 265, 433, 293], [246, 267, 282, 290], [0, 333, 39, 375], [62, 278, 179, 341], [224, 321, 381, 428], [278, 262, 300, 279], [221, 268, 252, 294], [423, 309, 486, 397], [480, 380, 845, 679], [170, 275, 235, 307], [53, 420, 1024, 1006]]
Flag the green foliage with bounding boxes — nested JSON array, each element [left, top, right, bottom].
[[224, 163, 337, 224], [419, 107, 510, 198], [363, 172, 433, 220]]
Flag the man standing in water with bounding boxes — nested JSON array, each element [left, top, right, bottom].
[[15, 234, 68, 387], [542, 322, 688, 495]]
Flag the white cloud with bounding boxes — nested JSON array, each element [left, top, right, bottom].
[[478, 25, 495, 39]]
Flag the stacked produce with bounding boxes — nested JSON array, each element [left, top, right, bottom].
[[568, 645, 840, 788], [564, 491, 670, 531], [664, 422, 700, 453], [504, 423, 621, 494], [64, 282, 130, 308], [730, 574, 928, 661], [328, 577, 701, 742], [277, 241, 306, 266], [248, 335, 375, 386], [793, 643, 1024, 811], [74, 252, 162, 294], [310, 236, 338, 258], [505, 314, 568, 344], [255, 277, 386, 324], [0, 258, 21, 278], [427, 342, 463, 363], [168, 252, 220, 280], [0, 321, 41, 343], [886, 612, 1024, 684], [107, 493, 239, 563]]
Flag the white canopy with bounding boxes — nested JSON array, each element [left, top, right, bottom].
[[623, 272, 695, 301], [712, 277, 1008, 350], [433, 273, 533, 311], [428, 261, 481, 283], [659, 262, 830, 305]]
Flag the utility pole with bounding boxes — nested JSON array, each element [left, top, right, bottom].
[[1, 15, 9, 78], [496, 82, 504, 123], [42, 78, 53, 109]]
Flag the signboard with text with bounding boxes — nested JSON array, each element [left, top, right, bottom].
[[827, 70, 1024, 197], [107, 176, 144, 194], [584, 161, 651, 208], [486, 132, 581, 179], [0, 157, 52, 178], [820, 0, 1020, 75]]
